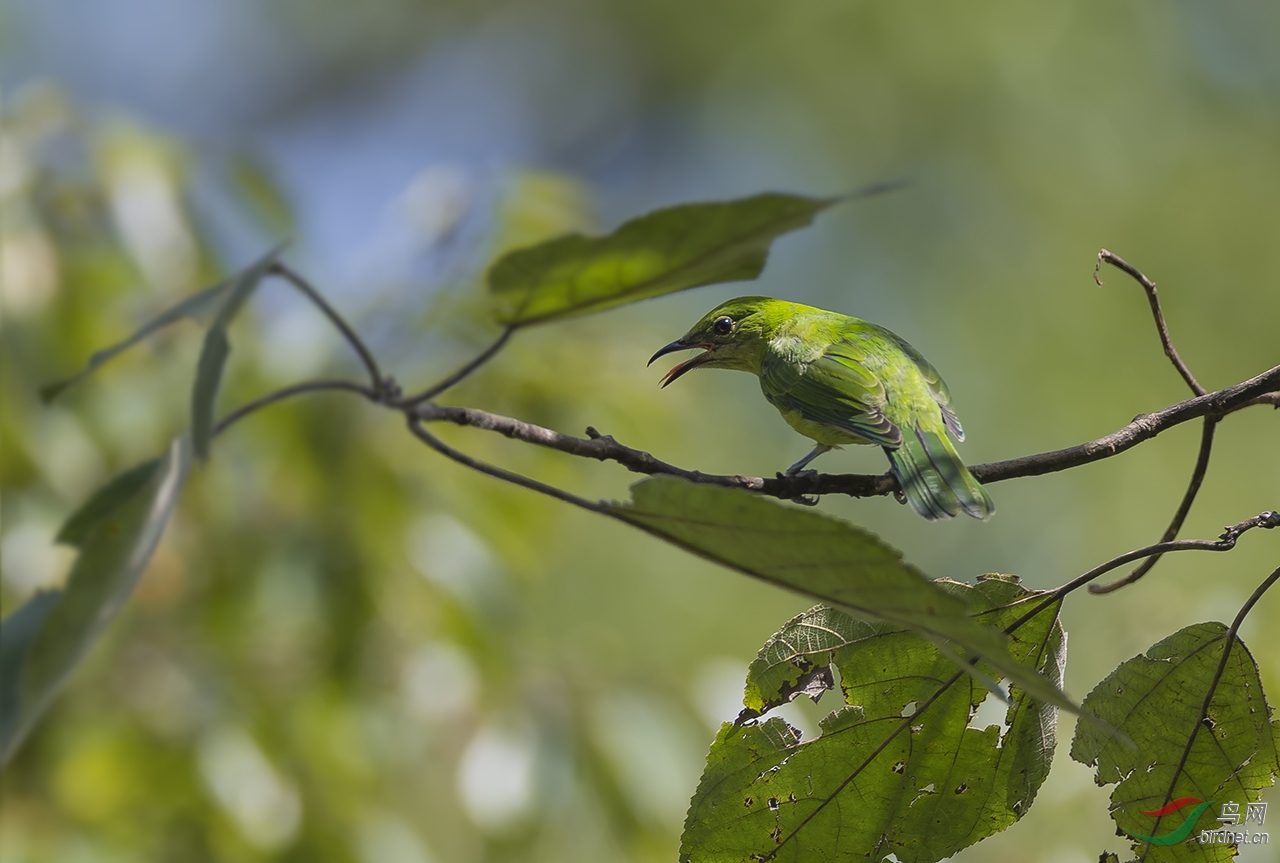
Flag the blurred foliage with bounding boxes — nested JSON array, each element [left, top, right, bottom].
[[3, 2, 1280, 861]]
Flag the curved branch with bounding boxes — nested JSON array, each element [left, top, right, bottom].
[[215, 380, 378, 437], [269, 262, 387, 390], [1090, 417, 1218, 594]]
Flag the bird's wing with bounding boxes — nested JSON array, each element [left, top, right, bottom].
[[873, 326, 965, 441], [761, 339, 903, 447]]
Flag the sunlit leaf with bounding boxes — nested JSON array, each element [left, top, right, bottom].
[[0, 438, 190, 763], [191, 246, 284, 460], [1070, 622, 1280, 862], [680, 575, 1065, 862], [488, 182, 902, 326], [609, 477, 1076, 714]]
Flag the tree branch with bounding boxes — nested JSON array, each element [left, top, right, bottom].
[[412, 363, 1280, 502]]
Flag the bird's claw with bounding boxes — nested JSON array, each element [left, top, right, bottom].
[[792, 494, 820, 507], [781, 468, 820, 480]]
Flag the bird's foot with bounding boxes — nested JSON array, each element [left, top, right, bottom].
[[781, 468, 819, 480], [791, 494, 820, 507]]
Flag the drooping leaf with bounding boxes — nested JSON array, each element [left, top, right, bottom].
[[609, 477, 1076, 714], [191, 246, 284, 460], [488, 182, 902, 327], [0, 438, 190, 763], [40, 282, 231, 403], [41, 245, 287, 404], [680, 575, 1065, 863], [1070, 622, 1280, 863]]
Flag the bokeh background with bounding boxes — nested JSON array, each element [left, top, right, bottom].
[[3, 2, 1279, 861]]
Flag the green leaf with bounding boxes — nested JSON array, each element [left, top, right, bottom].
[[41, 245, 288, 404], [608, 477, 1076, 713], [40, 282, 232, 402], [191, 246, 284, 460], [54, 459, 161, 547], [680, 575, 1065, 863], [1070, 622, 1280, 863], [0, 438, 190, 764], [488, 182, 902, 327]]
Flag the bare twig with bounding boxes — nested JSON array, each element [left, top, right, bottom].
[[1091, 417, 1219, 594], [405, 416, 601, 510], [269, 262, 387, 391], [969, 362, 1280, 485], [1093, 249, 1217, 593], [999, 511, 1280, 635], [214, 380, 378, 437], [1095, 249, 1205, 396], [396, 328, 515, 408]]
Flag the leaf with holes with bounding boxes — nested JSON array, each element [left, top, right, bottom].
[[488, 182, 902, 327], [1070, 622, 1280, 862], [0, 438, 190, 763], [679, 574, 1065, 862], [609, 477, 1077, 714]]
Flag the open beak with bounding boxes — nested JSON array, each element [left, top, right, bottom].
[[648, 338, 714, 388]]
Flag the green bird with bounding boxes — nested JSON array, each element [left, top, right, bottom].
[[648, 296, 994, 521]]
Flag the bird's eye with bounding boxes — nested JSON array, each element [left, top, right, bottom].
[[713, 316, 734, 335]]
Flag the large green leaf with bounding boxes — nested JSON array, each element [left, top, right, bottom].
[[1070, 622, 1280, 863], [488, 183, 901, 327], [609, 477, 1076, 713], [0, 438, 190, 763], [191, 246, 284, 460], [680, 575, 1065, 862]]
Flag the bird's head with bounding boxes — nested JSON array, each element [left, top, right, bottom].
[[648, 296, 781, 386]]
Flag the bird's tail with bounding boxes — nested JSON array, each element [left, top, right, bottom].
[[885, 424, 995, 521]]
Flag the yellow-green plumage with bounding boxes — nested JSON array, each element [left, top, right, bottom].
[[649, 296, 994, 521]]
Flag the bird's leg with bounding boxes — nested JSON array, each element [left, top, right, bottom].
[[784, 444, 833, 476]]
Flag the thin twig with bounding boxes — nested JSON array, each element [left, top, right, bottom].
[[1093, 249, 1214, 593], [1091, 417, 1219, 594], [1000, 511, 1280, 635], [1095, 249, 1206, 396], [269, 262, 386, 390], [405, 416, 601, 510], [214, 380, 378, 437], [1140, 563, 1280, 859], [396, 328, 514, 408]]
